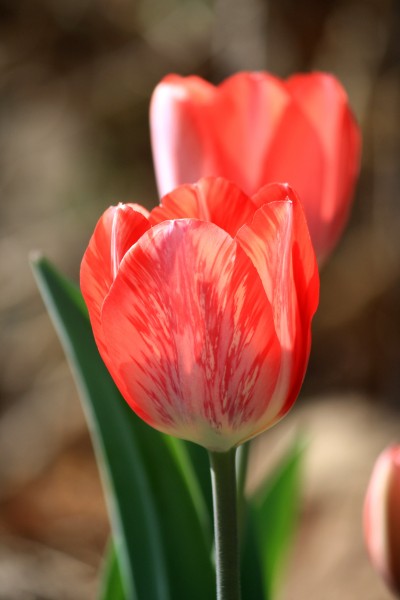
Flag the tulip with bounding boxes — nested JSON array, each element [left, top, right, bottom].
[[364, 445, 400, 596], [80, 177, 319, 451], [150, 72, 361, 263]]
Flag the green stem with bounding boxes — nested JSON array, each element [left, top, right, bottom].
[[236, 441, 250, 502], [236, 441, 250, 541], [209, 448, 241, 600]]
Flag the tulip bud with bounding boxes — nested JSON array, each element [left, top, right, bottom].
[[364, 445, 400, 596]]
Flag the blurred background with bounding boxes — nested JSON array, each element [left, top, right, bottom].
[[0, 0, 399, 597]]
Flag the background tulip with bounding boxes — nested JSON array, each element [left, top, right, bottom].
[[150, 72, 361, 263], [81, 177, 319, 451], [364, 445, 400, 596]]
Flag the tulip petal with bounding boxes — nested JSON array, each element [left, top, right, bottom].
[[254, 99, 325, 241], [150, 75, 216, 198], [286, 73, 361, 259], [209, 73, 292, 193], [150, 177, 257, 237], [364, 446, 400, 595], [364, 449, 394, 588], [101, 219, 281, 451], [150, 73, 291, 198], [236, 185, 319, 423], [80, 204, 151, 358]]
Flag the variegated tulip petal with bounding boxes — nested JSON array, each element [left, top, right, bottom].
[[150, 177, 257, 237], [126, 203, 151, 219], [236, 186, 319, 424], [80, 204, 151, 358], [251, 184, 319, 327], [101, 219, 281, 451]]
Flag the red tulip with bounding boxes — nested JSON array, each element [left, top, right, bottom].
[[150, 72, 361, 263], [81, 177, 319, 451], [364, 445, 400, 596]]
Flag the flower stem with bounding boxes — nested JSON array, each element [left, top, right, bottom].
[[209, 448, 241, 600], [236, 441, 250, 501], [236, 441, 250, 540]]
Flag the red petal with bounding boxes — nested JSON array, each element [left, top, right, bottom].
[[150, 177, 257, 237], [251, 181, 295, 206], [80, 204, 150, 359], [101, 219, 281, 451], [286, 72, 361, 260], [150, 75, 215, 197], [208, 73, 291, 194], [256, 100, 324, 243], [150, 73, 291, 197], [236, 186, 319, 420], [125, 203, 151, 219]]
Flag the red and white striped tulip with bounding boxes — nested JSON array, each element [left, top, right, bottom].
[[150, 71, 361, 263], [364, 445, 400, 596], [81, 177, 319, 451]]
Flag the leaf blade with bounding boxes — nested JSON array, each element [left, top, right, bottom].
[[99, 542, 126, 600]]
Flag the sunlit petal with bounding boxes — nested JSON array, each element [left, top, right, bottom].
[[101, 219, 281, 451], [236, 184, 319, 423], [80, 204, 150, 358], [150, 177, 257, 237]]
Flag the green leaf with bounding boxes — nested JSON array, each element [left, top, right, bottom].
[[31, 256, 214, 600], [99, 542, 126, 600], [241, 504, 267, 600], [179, 440, 213, 522], [248, 436, 306, 599]]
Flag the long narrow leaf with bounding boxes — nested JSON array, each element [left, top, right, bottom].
[[99, 542, 126, 600], [241, 506, 267, 600]]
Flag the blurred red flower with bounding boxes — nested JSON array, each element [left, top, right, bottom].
[[150, 72, 361, 263], [364, 445, 400, 597], [81, 178, 319, 451]]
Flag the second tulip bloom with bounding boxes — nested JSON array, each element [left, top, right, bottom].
[[150, 71, 361, 263]]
